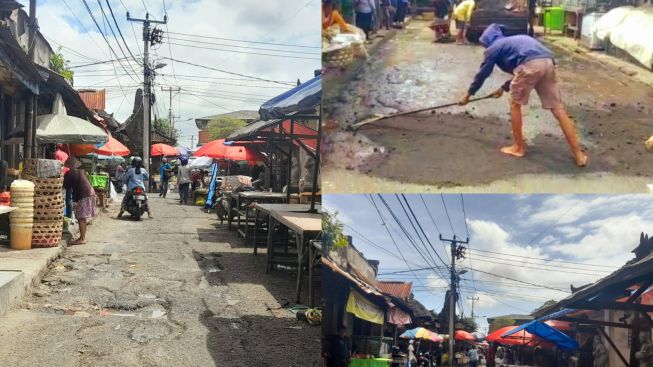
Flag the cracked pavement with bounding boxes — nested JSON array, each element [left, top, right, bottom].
[[0, 197, 319, 367]]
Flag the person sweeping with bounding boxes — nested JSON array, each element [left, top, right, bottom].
[[459, 23, 588, 167]]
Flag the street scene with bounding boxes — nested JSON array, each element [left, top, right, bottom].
[[0, 0, 322, 366], [322, 2, 653, 193], [322, 194, 653, 367]]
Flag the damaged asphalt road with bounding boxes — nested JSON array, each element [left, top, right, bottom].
[[0, 197, 319, 367], [322, 20, 653, 193]]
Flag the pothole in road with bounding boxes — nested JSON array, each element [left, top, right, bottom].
[[130, 322, 172, 343], [193, 251, 225, 286]]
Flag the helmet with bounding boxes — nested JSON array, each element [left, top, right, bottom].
[[132, 156, 143, 166]]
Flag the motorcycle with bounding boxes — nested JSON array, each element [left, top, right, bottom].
[[111, 178, 123, 193], [124, 187, 148, 220]]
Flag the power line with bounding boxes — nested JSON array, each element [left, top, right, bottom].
[[161, 58, 296, 86], [105, 0, 141, 64], [463, 266, 570, 293], [468, 256, 609, 276], [165, 36, 319, 55], [165, 31, 320, 49], [163, 41, 321, 61], [466, 248, 620, 269], [460, 195, 470, 239], [441, 194, 456, 236]]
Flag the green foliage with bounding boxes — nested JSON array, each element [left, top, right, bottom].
[[532, 299, 558, 314], [322, 210, 349, 252], [50, 47, 74, 83], [207, 117, 246, 140], [489, 317, 515, 332], [460, 317, 478, 332], [154, 118, 179, 140]]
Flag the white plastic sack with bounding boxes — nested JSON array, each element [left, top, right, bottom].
[[609, 6, 653, 69], [593, 6, 633, 40], [109, 181, 117, 202]]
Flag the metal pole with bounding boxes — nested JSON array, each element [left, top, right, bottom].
[[190, 135, 194, 148], [286, 120, 294, 203], [24, 96, 33, 159], [309, 104, 322, 213], [449, 239, 456, 366], [440, 234, 469, 366], [161, 86, 180, 129], [27, 0, 37, 61], [142, 14, 151, 184]]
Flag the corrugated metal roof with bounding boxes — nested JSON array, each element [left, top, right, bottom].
[[378, 281, 413, 299], [78, 89, 106, 110]]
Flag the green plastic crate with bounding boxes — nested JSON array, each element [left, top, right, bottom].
[[87, 174, 108, 190], [545, 7, 565, 32]]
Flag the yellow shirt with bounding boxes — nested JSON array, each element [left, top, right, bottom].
[[453, 0, 476, 22]]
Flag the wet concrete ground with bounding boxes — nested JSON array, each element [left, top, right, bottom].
[[322, 20, 653, 192], [0, 197, 319, 366]]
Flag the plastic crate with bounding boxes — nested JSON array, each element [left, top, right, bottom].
[[544, 7, 565, 31]]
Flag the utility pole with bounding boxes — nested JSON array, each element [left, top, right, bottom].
[[161, 86, 180, 129], [127, 12, 166, 186], [190, 135, 195, 148], [467, 296, 480, 322], [440, 234, 469, 366]]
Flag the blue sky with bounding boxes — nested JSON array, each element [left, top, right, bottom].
[[324, 194, 653, 333], [23, 0, 320, 147]]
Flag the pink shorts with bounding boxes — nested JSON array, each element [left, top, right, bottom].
[[74, 195, 97, 220], [509, 58, 563, 109]]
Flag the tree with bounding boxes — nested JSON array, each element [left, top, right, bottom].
[[489, 317, 515, 332], [207, 117, 246, 140], [531, 299, 558, 315], [322, 210, 349, 252], [50, 47, 74, 84], [153, 118, 179, 140]]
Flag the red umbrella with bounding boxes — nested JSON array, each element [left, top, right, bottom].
[[454, 330, 477, 342], [96, 135, 130, 156], [151, 143, 178, 157], [194, 139, 263, 164], [487, 326, 537, 346], [544, 320, 574, 331], [194, 139, 228, 159]]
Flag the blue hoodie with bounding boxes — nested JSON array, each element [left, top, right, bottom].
[[468, 24, 555, 95]]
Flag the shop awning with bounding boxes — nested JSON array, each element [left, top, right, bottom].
[[227, 119, 317, 151], [258, 75, 321, 121], [346, 289, 384, 325], [502, 321, 579, 350]]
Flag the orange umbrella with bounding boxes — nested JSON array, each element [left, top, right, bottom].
[[487, 326, 537, 346], [96, 135, 130, 156], [151, 143, 178, 157], [194, 139, 228, 159], [454, 330, 477, 342], [223, 145, 264, 165]]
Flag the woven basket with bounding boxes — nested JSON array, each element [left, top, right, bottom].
[[21, 159, 39, 177], [23, 175, 64, 196], [34, 207, 64, 222], [31, 221, 63, 248], [324, 46, 354, 68], [34, 194, 64, 210]]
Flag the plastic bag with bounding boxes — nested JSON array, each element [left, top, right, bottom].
[[109, 181, 117, 202]]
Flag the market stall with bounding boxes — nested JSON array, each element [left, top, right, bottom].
[[257, 74, 322, 213]]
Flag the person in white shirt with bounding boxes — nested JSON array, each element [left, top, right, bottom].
[[354, 0, 375, 39], [468, 345, 479, 367]]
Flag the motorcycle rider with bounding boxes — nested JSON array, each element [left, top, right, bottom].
[[118, 156, 153, 218]]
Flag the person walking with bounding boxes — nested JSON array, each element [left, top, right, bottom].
[[63, 157, 97, 245], [452, 0, 477, 44], [486, 342, 497, 367], [408, 340, 417, 367], [468, 345, 479, 367], [177, 157, 192, 205], [459, 23, 587, 167], [395, 0, 409, 27], [380, 0, 394, 30], [354, 0, 375, 40], [119, 157, 153, 218], [159, 158, 172, 198]]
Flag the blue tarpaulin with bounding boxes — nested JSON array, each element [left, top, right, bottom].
[[502, 320, 579, 350], [258, 75, 321, 121]]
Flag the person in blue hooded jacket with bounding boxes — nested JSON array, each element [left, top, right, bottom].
[[459, 24, 587, 167]]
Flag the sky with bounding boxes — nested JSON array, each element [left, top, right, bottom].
[[25, 0, 321, 147], [323, 194, 653, 333]]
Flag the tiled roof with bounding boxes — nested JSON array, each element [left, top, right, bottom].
[[378, 281, 413, 299]]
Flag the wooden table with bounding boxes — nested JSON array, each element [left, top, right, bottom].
[[257, 204, 321, 303], [227, 192, 287, 232], [252, 203, 317, 255]]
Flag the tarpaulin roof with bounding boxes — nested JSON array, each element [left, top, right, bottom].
[[258, 75, 321, 121], [502, 321, 579, 350]]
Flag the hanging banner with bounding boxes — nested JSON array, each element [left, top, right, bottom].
[[345, 289, 384, 325], [388, 307, 412, 326]]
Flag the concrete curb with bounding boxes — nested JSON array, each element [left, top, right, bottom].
[[542, 36, 653, 88], [0, 244, 63, 316]]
